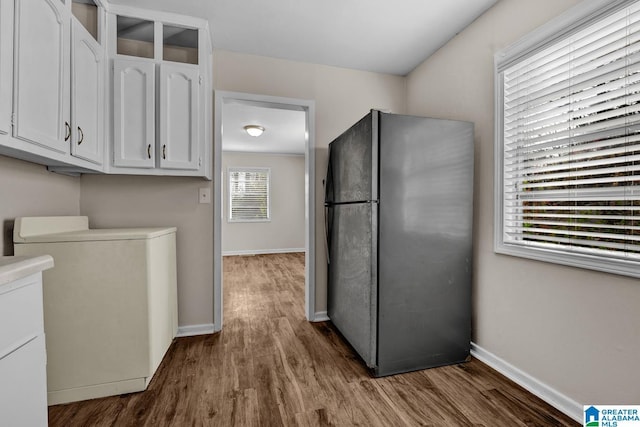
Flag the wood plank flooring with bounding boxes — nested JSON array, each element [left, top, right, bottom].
[[48, 253, 579, 426]]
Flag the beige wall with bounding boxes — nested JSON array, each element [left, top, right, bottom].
[[79, 51, 406, 327], [0, 155, 80, 255], [406, 0, 639, 405], [222, 152, 305, 254], [79, 174, 213, 328], [214, 49, 407, 312]]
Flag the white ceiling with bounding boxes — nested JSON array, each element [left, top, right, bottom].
[[222, 103, 307, 155], [106, 0, 497, 76], [105, 0, 498, 153]]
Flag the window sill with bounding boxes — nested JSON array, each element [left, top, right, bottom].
[[494, 241, 640, 279], [227, 219, 271, 224]]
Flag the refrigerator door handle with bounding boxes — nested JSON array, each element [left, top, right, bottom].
[[324, 204, 331, 264], [325, 145, 336, 204]]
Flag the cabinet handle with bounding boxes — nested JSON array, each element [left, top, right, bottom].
[[147, 144, 151, 159], [64, 122, 71, 142], [77, 127, 84, 145], [162, 144, 166, 160]]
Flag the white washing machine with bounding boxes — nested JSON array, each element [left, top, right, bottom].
[[13, 216, 178, 405]]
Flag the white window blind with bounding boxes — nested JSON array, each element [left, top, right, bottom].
[[228, 168, 270, 222], [496, 0, 640, 277]]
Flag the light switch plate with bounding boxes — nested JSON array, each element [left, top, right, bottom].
[[199, 188, 211, 204]]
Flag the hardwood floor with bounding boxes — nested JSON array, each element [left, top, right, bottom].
[[49, 253, 578, 426]]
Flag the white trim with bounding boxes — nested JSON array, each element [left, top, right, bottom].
[[496, 0, 632, 71], [495, 243, 640, 279], [470, 342, 582, 423], [312, 311, 330, 322], [48, 377, 146, 406], [102, 3, 208, 30], [176, 323, 216, 337], [214, 90, 316, 331], [223, 150, 305, 157], [222, 248, 305, 256]]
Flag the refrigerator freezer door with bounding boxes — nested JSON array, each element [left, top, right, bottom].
[[327, 202, 378, 368], [325, 112, 376, 204], [376, 114, 474, 376]]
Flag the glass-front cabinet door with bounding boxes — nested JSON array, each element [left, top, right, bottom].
[[163, 24, 198, 64], [117, 16, 154, 59], [72, 0, 99, 41]]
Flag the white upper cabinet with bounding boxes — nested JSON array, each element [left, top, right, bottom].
[[71, 18, 104, 165], [113, 58, 155, 168], [0, 1, 211, 177], [0, 0, 13, 136], [111, 18, 208, 176], [13, 0, 70, 154], [159, 63, 200, 170]]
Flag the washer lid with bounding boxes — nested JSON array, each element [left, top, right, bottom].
[[15, 227, 177, 243], [14, 216, 89, 243], [13, 216, 176, 243]]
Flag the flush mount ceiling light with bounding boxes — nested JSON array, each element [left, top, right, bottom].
[[244, 125, 265, 137]]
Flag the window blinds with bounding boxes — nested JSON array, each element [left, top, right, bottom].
[[229, 168, 270, 221], [502, 2, 640, 260]]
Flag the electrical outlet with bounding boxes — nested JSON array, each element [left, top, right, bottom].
[[199, 188, 211, 204]]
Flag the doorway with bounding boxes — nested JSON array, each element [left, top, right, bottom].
[[213, 91, 316, 331]]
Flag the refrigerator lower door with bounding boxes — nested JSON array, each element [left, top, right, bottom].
[[327, 202, 377, 368]]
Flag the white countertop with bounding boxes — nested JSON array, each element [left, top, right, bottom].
[[0, 255, 54, 287]]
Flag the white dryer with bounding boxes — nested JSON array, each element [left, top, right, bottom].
[[14, 216, 178, 405]]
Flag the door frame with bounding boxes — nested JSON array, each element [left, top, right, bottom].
[[213, 91, 316, 331]]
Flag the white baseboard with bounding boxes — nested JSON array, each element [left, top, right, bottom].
[[312, 311, 330, 322], [470, 342, 582, 423], [222, 248, 305, 256], [48, 377, 146, 406], [176, 323, 216, 337]]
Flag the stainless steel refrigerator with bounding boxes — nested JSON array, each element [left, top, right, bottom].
[[324, 110, 474, 377]]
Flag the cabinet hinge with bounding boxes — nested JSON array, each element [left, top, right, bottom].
[[199, 75, 203, 85], [199, 157, 202, 167], [11, 113, 15, 125]]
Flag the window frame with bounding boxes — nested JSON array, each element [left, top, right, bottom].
[[227, 167, 271, 223], [494, 0, 640, 278]]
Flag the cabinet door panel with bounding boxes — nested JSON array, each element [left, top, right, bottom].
[[13, 0, 69, 153], [0, 334, 48, 427], [71, 19, 103, 165], [159, 63, 199, 170], [0, 0, 13, 136], [113, 59, 155, 168]]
